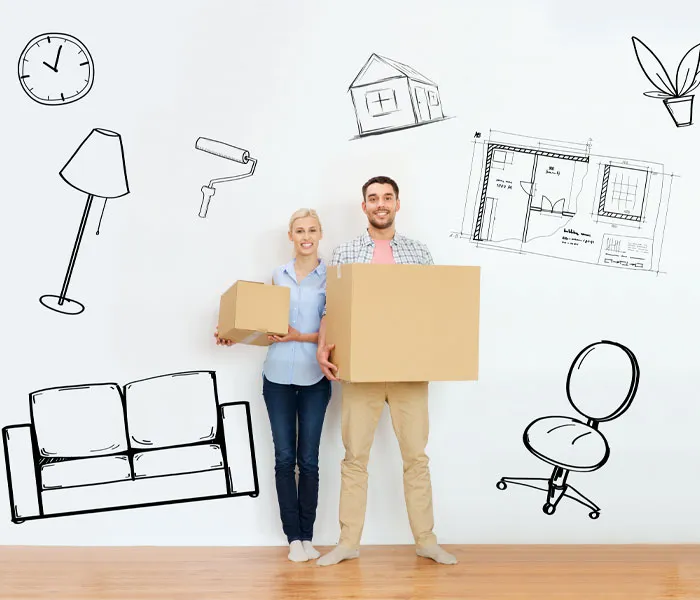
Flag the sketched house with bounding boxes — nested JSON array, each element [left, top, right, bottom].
[[349, 53, 446, 137], [3, 370, 259, 523]]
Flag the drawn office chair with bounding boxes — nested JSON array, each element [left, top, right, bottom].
[[496, 340, 640, 519]]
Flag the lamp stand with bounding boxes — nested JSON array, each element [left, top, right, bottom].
[[40, 194, 93, 315]]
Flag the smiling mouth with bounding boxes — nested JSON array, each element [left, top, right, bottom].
[[301, 242, 313, 248]]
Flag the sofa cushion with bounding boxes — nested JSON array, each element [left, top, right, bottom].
[[124, 371, 219, 449], [41, 455, 132, 489], [133, 444, 224, 478], [31, 383, 128, 458]]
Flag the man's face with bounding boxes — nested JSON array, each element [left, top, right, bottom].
[[362, 182, 399, 229]]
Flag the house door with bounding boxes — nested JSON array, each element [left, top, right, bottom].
[[414, 87, 430, 122]]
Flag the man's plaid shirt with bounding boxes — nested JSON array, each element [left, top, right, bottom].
[[322, 229, 433, 316], [329, 229, 434, 267]]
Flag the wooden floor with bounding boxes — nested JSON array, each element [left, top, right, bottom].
[[2, 545, 700, 599]]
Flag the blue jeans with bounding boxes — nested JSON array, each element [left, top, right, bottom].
[[262, 375, 331, 543]]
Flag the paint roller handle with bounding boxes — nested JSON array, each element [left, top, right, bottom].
[[199, 186, 216, 218]]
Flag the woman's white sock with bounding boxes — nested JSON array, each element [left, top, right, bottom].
[[288, 540, 308, 562], [302, 541, 320, 559]]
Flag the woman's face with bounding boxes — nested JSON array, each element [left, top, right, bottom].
[[289, 216, 322, 256]]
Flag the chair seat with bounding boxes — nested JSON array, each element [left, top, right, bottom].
[[523, 416, 609, 472], [41, 454, 132, 490], [133, 443, 224, 479]]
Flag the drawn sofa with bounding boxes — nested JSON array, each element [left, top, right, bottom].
[[2, 370, 259, 523]]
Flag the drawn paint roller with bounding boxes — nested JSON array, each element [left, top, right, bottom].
[[195, 137, 257, 218]]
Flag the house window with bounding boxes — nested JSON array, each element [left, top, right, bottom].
[[365, 88, 398, 116], [428, 90, 439, 106]]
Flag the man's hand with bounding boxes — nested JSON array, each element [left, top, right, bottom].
[[268, 325, 301, 343], [214, 326, 235, 346], [317, 342, 339, 381]]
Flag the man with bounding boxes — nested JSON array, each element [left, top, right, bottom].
[[315, 175, 457, 567]]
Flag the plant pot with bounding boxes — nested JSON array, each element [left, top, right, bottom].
[[663, 95, 694, 127]]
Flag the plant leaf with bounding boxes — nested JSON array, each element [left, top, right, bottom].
[[643, 90, 673, 98], [684, 79, 700, 94], [632, 36, 676, 96], [675, 42, 700, 96]]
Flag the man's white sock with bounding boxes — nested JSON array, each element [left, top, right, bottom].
[[416, 544, 458, 565], [302, 541, 320, 559], [288, 540, 308, 562], [316, 544, 359, 566]]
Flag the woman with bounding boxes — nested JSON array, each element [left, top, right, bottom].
[[215, 208, 331, 563]]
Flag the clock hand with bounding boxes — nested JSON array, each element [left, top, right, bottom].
[[42, 60, 58, 72], [53, 45, 63, 71]]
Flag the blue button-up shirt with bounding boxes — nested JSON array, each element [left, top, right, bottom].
[[261, 258, 327, 386]]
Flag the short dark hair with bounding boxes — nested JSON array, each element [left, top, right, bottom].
[[362, 175, 399, 199]]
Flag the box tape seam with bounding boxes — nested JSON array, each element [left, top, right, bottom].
[[241, 331, 264, 344]]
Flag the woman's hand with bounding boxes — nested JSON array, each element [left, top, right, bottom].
[[214, 327, 235, 346], [268, 325, 301, 343]]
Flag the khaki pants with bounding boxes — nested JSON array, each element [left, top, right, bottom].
[[338, 381, 437, 549]]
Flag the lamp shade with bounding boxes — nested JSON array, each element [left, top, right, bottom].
[[59, 128, 129, 198]]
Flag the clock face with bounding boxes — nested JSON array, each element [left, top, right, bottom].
[[18, 33, 94, 105]]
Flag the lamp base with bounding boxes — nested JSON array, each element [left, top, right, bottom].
[[39, 294, 85, 315]]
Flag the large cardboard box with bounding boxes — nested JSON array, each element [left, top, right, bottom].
[[217, 280, 290, 346], [325, 264, 480, 382]]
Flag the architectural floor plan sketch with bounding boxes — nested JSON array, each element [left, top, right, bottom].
[[3, 370, 259, 523], [450, 130, 675, 274]]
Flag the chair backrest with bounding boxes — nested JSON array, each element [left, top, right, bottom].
[[124, 370, 219, 450], [566, 340, 640, 423]]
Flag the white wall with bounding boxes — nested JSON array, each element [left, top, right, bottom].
[[1, 0, 699, 546]]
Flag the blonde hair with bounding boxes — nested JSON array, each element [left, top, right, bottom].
[[288, 208, 322, 233]]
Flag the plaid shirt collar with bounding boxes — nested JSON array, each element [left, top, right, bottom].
[[359, 228, 405, 247]]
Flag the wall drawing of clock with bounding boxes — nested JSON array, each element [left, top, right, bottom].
[[18, 33, 94, 105]]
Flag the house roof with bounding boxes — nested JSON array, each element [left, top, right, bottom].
[[348, 53, 437, 89]]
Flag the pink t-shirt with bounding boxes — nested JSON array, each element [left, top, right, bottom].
[[371, 239, 396, 264]]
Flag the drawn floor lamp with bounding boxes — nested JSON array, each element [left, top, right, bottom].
[[40, 128, 129, 315], [195, 137, 257, 218], [496, 340, 640, 519]]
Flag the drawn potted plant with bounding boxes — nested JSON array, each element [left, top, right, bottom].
[[631, 36, 700, 127]]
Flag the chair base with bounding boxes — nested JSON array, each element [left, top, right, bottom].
[[496, 467, 601, 519]]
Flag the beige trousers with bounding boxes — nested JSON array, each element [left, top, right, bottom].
[[338, 381, 437, 549]]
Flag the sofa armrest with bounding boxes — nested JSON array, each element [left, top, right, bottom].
[[3, 425, 41, 523], [220, 402, 259, 497]]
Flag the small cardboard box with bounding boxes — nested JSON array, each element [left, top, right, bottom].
[[217, 280, 290, 346], [325, 263, 480, 382]]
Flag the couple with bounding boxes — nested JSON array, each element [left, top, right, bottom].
[[215, 176, 457, 567]]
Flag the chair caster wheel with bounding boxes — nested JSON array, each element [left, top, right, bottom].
[[589, 511, 600, 519], [496, 480, 507, 490], [543, 503, 556, 515]]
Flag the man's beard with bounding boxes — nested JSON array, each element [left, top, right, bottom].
[[369, 214, 394, 229]]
